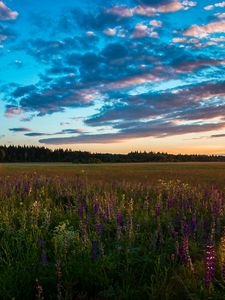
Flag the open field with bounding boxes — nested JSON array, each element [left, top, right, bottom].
[[1, 162, 225, 187], [0, 163, 225, 299]]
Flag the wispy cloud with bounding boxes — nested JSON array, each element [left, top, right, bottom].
[[9, 127, 31, 133], [0, 1, 18, 21]]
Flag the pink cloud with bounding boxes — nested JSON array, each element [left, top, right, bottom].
[[106, 6, 133, 17], [215, 12, 225, 19], [184, 20, 225, 38], [149, 20, 163, 27], [174, 59, 225, 72], [103, 28, 117, 36], [149, 31, 159, 38], [0, 1, 18, 20], [5, 106, 24, 118], [172, 37, 187, 43], [105, 73, 162, 90], [131, 23, 149, 38], [204, 5, 214, 10], [107, 1, 197, 18], [204, 2, 225, 10]]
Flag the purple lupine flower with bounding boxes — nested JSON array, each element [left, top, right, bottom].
[[212, 201, 218, 222], [37, 238, 46, 249], [155, 204, 160, 217], [96, 223, 103, 236], [117, 212, 123, 227], [85, 204, 89, 224], [24, 182, 30, 195], [220, 226, 225, 281], [93, 201, 100, 214], [37, 238, 48, 266], [179, 236, 189, 264], [167, 197, 172, 210], [190, 216, 196, 233], [78, 204, 85, 219], [41, 251, 48, 266], [179, 235, 194, 271], [183, 223, 190, 237], [179, 198, 183, 210], [205, 242, 216, 288], [15, 181, 20, 193], [91, 240, 100, 260]]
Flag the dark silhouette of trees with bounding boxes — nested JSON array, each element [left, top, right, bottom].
[[0, 145, 224, 163]]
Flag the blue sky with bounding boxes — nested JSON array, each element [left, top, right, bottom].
[[0, 0, 225, 154]]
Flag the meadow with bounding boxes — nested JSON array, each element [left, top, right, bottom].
[[0, 163, 225, 299]]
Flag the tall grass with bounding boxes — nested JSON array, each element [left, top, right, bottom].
[[0, 173, 225, 299]]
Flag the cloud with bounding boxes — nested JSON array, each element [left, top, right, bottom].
[[5, 105, 24, 118], [9, 127, 31, 133], [0, 1, 18, 21], [107, 1, 196, 18], [131, 23, 149, 38], [25, 128, 83, 137], [85, 81, 225, 128], [210, 133, 225, 138], [171, 58, 225, 72], [39, 119, 225, 145], [7, 74, 96, 116], [150, 20, 163, 27], [25, 132, 47, 137], [7, 31, 224, 119], [214, 12, 225, 19], [135, 0, 173, 4], [0, 25, 16, 43], [204, 2, 225, 11], [184, 20, 225, 38], [103, 28, 117, 36]]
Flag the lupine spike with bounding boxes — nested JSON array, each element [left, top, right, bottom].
[[205, 242, 216, 288]]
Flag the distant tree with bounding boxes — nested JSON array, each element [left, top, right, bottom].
[[0, 145, 225, 163]]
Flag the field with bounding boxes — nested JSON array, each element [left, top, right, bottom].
[[0, 163, 225, 299]]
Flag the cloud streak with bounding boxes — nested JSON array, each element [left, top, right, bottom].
[[0, 1, 18, 21]]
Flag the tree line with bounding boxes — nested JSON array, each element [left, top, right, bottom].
[[0, 145, 225, 163]]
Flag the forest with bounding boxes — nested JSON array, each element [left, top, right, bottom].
[[0, 145, 225, 163]]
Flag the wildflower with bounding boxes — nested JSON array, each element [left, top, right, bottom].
[[37, 239, 48, 266], [41, 251, 48, 266], [117, 212, 123, 227], [37, 239, 46, 249], [96, 223, 103, 236], [179, 229, 194, 272], [183, 223, 190, 237], [93, 200, 100, 214], [220, 227, 225, 281], [55, 260, 62, 300], [91, 240, 100, 260], [167, 197, 172, 210], [205, 242, 216, 288], [190, 216, 196, 233], [155, 204, 160, 217], [35, 278, 44, 300]]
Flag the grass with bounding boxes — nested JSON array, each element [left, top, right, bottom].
[[1, 162, 225, 187], [0, 163, 225, 299]]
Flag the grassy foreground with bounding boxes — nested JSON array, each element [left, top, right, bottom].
[[0, 163, 225, 299]]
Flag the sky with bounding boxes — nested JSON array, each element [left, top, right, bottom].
[[0, 0, 225, 154]]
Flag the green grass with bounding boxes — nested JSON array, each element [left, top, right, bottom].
[[1, 162, 225, 187], [0, 163, 225, 299]]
